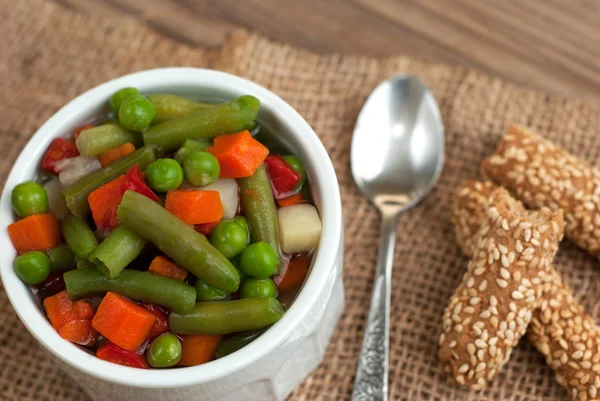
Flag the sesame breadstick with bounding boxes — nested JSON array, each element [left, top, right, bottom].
[[481, 124, 600, 260], [439, 187, 564, 389], [454, 180, 600, 401]]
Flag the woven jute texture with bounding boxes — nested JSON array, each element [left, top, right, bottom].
[[2, 1, 600, 400]]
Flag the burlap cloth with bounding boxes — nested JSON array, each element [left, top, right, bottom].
[[2, 1, 600, 400]]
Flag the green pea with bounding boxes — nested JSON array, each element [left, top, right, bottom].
[[183, 151, 220, 187], [282, 155, 306, 190], [239, 242, 277, 279], [47, 244, 76, 272], [11, 181, 48, 218], [146, 333, 182, 368], [195, 279, 228, 301], [118, 95, 155, 131], [14, 251, 51, 285], [145, 158, 184, 192], [210, 221, 248, 259], [110, 87, 140, 113], [232, 216, 250, 242], [241, 278, 277, 299]]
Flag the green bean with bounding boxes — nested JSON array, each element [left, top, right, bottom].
[[169, 298, 284, 335], [117, 190, 240, 292], [64, 268, 196, 313], [174, 139, 212, 165], [62, 145, 156, 217], [238, 164, 283, 273], [76, 123, 142, 157], [46, 244, 76, 272], [61, 215, 98, 260], [148, 94, 214, 124], [215, 329, 266, 359], [76, 259, 96, 269], [88, 226, 147, 278], [143, 95, 260, 151]]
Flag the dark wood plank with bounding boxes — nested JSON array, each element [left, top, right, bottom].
[[52, 0, 600, 103]]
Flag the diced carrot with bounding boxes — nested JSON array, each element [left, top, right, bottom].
[[92, 292, 156, 352], [59, 319, 98, 346], [73, 124, 94, 139], [165, 190, 223, 225], [177, 335, 222, 366], [208, 130, 269, 178], [73, 300, 95, 319], [148, 256, 189, 281], [277, 193, 304, 207], [277, 253, 309, 293], [195, 222, 219, 237], [43, 290, 77, 331], [99, 143, 136, 167], [8, 213, 61, 253], [88, 175, 126, 231]]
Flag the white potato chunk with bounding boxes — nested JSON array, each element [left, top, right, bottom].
[[278, 204, 322, 254], [43, 178, 69, 221], [201, 179, 239, 220], [56, 156, 102, 187]]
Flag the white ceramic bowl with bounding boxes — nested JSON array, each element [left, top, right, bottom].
[[0, 68, 344, 401]]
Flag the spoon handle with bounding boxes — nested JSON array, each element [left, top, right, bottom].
[[351, 211, 400, 401]]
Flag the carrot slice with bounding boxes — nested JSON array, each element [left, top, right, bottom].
[[43, 290, 78, 331], [208, 130, 269, 178], [99, 143, 136, 167], [8, 213, 61, 253], [73, 300, 95, 319], [59, 319, 98, 346], [92, 292, 156, 351], [164, 190, 223, 225], [88, 175, 127, 231], [148, 256, 189, 281], [278, 253, 309, 293], [178, 335, 222, 366], [277, 193, 304, 207]]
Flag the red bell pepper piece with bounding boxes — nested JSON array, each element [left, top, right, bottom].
[[140, 302, 170, 340], [42, 138, 79, 174], [122, 164, 159, 202], [264, 155, 301, 199], [96, 341, 148, 369], [195, 222, 219, 237]]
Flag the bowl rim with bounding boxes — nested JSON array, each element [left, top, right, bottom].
[[0, 67, 342, 388]]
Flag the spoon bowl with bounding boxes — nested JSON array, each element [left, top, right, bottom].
[[350, 76, 444, 401], [351, 76, 444, 211]]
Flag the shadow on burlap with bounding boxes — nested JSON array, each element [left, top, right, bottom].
[[1, 1, 600, 400]]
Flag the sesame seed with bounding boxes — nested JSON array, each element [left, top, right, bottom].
[[458, 364, 469, 374], [496, 279, 508, 288], [479, 280, 488, 291], [500, 268, 510, 280], [469, 297, 481, 306], [475, 362, 486, 372], [475, 339, 487, 348], [467, 344, 476, 355], [572, 350, 584, 360], [511, 291, 524, 300], [490, 296, 498, 306], [474, 267, 486, 276], [515, 240, 523, 252]]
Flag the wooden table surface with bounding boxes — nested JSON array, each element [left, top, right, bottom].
[[55, 0, 600, 104]]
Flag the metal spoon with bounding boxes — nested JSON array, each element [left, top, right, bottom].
[[350, 76, 445, 401]]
